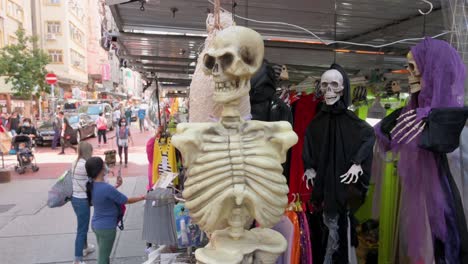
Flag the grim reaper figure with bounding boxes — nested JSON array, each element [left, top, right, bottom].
[[375, 38, 468, 263], [303, 64, 375, 263]]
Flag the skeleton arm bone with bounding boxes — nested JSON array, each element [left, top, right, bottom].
[[303, 169, 316, 190], [340, 164, 364, 184]]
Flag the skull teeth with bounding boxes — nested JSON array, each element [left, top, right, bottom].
[[215, 81, 238, 92]]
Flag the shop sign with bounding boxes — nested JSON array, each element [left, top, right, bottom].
[[72, 87, 82, 99]]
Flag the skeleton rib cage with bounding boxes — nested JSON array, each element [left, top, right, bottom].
[[173, 121, 295, 234]]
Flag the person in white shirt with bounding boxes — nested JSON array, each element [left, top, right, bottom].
[[71, 142, 95, 264], [112, 108, 121, 129], [95, 112, 108, 147]]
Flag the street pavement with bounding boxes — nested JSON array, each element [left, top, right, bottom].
[[0, 123, 154, 264]]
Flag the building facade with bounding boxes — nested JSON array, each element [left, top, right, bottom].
[[31, 0, 89, 103], [0, 0, 34, 114]]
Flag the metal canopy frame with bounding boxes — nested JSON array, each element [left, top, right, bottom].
[[107, 0, 445, 87]]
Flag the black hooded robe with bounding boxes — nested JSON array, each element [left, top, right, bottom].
[[303, 64, 375, 263]]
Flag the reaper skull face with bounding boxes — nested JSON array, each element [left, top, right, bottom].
[[320, 69, 344, 105], [406, 51, 422, 94], [203, 26, 264, 104]]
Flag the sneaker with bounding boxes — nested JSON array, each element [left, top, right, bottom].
[[83, 244, 95, 256], [58, 152, 65, 155]]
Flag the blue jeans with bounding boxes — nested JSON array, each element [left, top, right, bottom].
[[52, 128, 60, 149], [71, 197, 90, 261]]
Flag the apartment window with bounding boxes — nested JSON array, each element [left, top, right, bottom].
[[68, 0, 85, 21], [47, 0, 60, 4], [69, 22, 84, 47], [46, 21, 61, 34], [48, 50, 63, 63], [70, 49, 85, 71], [7, 1, 23, 22]]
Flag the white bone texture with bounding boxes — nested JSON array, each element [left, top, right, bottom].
[[340, 164, 363, 184], [303, 168, 317, 190], [320, 69, 344, 105], [172, 26, 298, 264], [189, 12, 252, 122], [407, 51, 422, 94]]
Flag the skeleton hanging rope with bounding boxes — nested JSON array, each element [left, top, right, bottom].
[[172, 26, 298, 263]]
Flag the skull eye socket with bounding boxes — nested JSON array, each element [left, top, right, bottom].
[[203, 54, 216, 70], [330, 81, 339, 89], [240, 47, 254, 65], [220, 53, 234, 70], [320, 81, 340, 91], [407, 63, 415, 71], [320, 82, 328, 90]]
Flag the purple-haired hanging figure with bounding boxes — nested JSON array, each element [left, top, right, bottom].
[[375, 38, 468, 264]]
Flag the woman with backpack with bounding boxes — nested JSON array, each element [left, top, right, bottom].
[[116, 118, 133, 168], [95, 112, 107, 148], [59, 116, 77, 155], [71, 142, 95, 264], [85, 157, 145, 264]]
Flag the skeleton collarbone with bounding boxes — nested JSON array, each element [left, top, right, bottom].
[[172, 120, 297, 232]]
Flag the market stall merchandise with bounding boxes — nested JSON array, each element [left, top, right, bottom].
[[104, 1, 468, 263]]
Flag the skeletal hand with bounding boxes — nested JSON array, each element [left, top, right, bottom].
[[340, 164, 363, 184], [390, 109, 426, 144], [303, 169, 316, 190]]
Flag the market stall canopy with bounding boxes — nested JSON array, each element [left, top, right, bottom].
[[107, 0, 445, 84]]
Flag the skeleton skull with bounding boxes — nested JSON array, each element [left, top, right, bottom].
[[391, 81, 401, 93], [320, 69, 344, 105], [203, 26, 264, 104], [406, 51, 422, 94]]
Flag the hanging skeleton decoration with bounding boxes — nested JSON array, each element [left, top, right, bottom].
[[388, 51, 427, 144], [172, 26, 298, 264], [374, 38, 468, 264], [303, 64, 375, 263]]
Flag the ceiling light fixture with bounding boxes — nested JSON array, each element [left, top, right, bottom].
[[334, 49, 385, 55], [391, 69, 409, 74]]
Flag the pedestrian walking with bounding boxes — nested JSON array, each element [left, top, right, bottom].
[[116, 118, 133, 168], [137, 108, 146, 133], [124, 108, 132, 125], [71, 142, 95, 264], [95, 112, 107, 148], [112, 108, 121, 129], [8, 112, 19, 136], [59, 117, 77, 154], [52, 111, 64, 150], [85, 157, 145, 264]]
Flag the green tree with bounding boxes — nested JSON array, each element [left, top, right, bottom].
[[0, 27, 50, 98]]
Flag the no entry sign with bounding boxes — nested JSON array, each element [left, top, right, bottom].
[[45, 73, 58, 85]]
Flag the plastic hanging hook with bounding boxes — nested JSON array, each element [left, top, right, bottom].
[[418, 0, 433, 15]]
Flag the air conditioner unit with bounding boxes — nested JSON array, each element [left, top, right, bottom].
[[46, 33, 56, 40], [73, 60, 80, 66]]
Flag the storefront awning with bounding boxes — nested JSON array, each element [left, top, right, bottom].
[[106, 0, 446, 83]]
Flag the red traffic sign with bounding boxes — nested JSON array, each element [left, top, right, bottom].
[[45, 73, 58, 85]]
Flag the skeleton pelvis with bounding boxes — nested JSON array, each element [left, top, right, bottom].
[[195, 227, 287, 264]]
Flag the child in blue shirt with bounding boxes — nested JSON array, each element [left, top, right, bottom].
[[85, 157, 145, 264]]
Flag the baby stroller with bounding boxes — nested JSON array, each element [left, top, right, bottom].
[[12, 135, 39, 174]]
